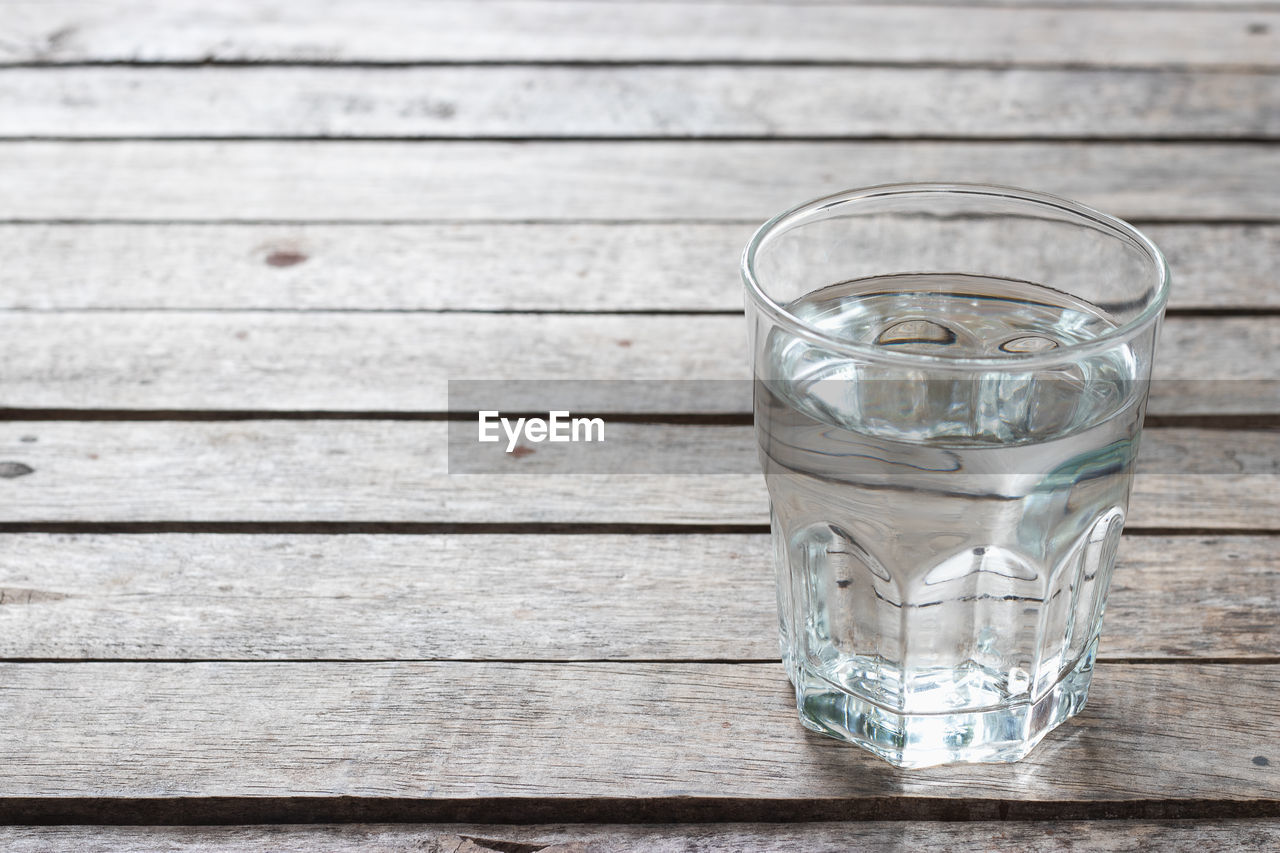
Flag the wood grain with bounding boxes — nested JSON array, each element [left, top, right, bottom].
[[0, 422, 1274, 528], [6, 1, 1278, 67], [1, 0, 1275, 835], [3, 821, 1280, 852], [0, 661, 1276, 809], [0, 313, 1272, 414], [614, 0, 1280, 4], [0, 533, 1272, 661], [3, 66, 1277, 138], [0, 223, 1273, 312], [0, 141, 1276, 221]]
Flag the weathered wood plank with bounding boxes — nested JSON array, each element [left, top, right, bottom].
[[610, 0, 1280, 4], [3, 821, 1280, 853], [0, 661, 1276, 807], [624, 0, 1280, 5], [4, 66, 1278, 138], [602, 0, 1280, 5], [587, 0, 1280, 5], [0, 422, 1274, 529], [0, 533, 1272, 661], [0, 313, 746, 411], [0, 223, 1273, 312], [0, 142, 1275, 221], [6, 1, 1278, 68], [0, 313, 1272, 414]]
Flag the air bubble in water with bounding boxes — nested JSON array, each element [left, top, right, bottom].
[[876, 319, 958, 347], [1000, 335, 1060, 354]]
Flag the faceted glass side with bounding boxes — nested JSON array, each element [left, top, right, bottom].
[[771, 505, 1126, 768]]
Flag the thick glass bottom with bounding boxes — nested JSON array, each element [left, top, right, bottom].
[[793, 641, 1097, 768]]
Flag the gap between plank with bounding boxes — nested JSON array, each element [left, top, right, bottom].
[[0, 217, 1275, 226], [0, 307, 1273, 318], [0, 307, 749, 316], [0, 656, 1274, 665], [1, 59, 1277, 73], [0, 522, 1273, 536], [0, 795, 1276, 825], [2, 136, 1278, 145], [4, 135, 1280, 144], [0, 409, 757, 423], [0, 410, 1277, 429]]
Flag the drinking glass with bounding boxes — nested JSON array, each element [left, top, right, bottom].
[[741, 184, 1169, 768]]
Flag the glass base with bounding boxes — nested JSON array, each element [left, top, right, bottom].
[[793, 642, 1097, 768]]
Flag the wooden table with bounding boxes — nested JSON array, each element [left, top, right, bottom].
[[2, 1, 1278, 849]]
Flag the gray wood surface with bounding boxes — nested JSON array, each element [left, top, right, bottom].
[[0, 533, 1272, 661], [3, 820, 1280, 853], [0, 422, 1275, 528], [7, 1, 1278, 67], [4, 66, 1278, 138], [2, 0, 1277, 835], [0, 313, 1272, 414], [0, 661, 1276, 805], [621, 0, 1280, 4], [0, 223, 1273, 311], [1, 142, 1276, 221]]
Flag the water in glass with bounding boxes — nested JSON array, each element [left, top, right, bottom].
[[758, 272, 1144, 767]]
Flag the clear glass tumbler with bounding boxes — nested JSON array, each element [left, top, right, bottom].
[[742, 184, 1169, 768]]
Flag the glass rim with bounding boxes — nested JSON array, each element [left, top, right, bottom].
[[741, 182, 1171, 370]]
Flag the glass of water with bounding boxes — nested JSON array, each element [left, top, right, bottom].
[[742, 184, 1169, 768]]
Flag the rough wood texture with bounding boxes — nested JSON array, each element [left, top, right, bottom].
[[3, 821, 1280, 852], [0, 422, 1275, 528], [1, 0, 1276, 837], [0, 313, 1272, 414], [0, 533, 1272, 661], [4, 66, 1278, 138], [0, 223, 1273, 311], [6, 1, 1278, 67], [620, 0, 1280, 4], [0, 661, 1276, 809], [0, 142, 1276, 221]]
